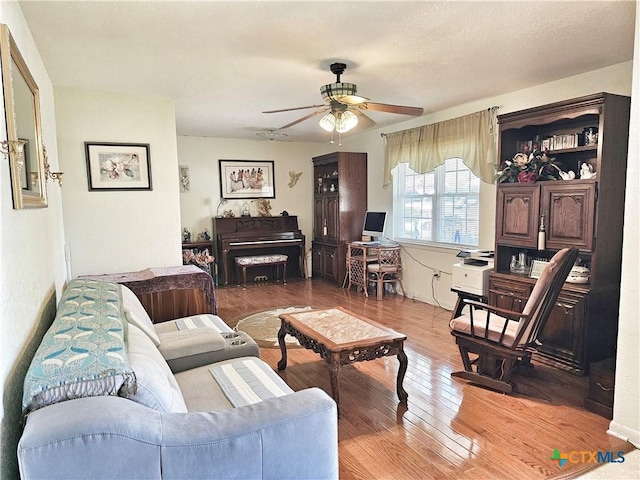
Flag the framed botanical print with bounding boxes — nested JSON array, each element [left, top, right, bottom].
[[85, 142, 152, 191]]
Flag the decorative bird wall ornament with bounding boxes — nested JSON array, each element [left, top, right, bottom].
[[288, 171, 303, 188]]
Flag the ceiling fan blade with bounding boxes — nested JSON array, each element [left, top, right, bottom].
[[262, 104, 326, 114], [353, 109, 376, 129], [359, 102, 424, 116], [335, 95, 369, 105], [278, 107, 329, 129]]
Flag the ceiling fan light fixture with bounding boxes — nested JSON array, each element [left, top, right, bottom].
[[256, 130, 288, 141], [319, 112, 336, 132], [320, 82, 357, 102], [335, 110, 358, 133], [319, 109, 358, 133]]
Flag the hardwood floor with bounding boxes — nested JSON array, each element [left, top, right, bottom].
[[216, 278, 633, 480]]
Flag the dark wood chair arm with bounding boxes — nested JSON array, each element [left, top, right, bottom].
[[462, 299, 531, 322]]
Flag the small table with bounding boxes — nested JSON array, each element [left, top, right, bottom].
[[80, 265, 216, 322], [277, 306, 408, 414]]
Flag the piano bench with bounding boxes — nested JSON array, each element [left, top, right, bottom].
[[235, 254, 288, 289]]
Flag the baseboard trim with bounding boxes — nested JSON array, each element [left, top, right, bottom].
[[607, 421, 640, 448]]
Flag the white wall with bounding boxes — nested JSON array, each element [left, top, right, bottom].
[[0, 3, 67, 479], [177, 135, 327, 255], [55, 87, 182, 277], [608, 4, 640, 448]]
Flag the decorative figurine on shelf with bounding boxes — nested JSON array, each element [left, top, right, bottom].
[[241, 201, 251, 217], [548, 163, 575, 180], [255, 198, 272, 217], [202, 229, 211, 241], [222, 209, 235, 218], [183, 228, 192, 243], [580, 163, 597, 179]]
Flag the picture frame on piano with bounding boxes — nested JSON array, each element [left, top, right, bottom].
[[219, 159, 275, 199]]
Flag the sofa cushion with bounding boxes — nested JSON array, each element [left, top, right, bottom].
[[174, 362, 235, 412], [127, 324, 187, 413], [120, 285, 161, 347]]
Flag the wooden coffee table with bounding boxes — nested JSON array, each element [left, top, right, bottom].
[[277, 306, 408, 413]]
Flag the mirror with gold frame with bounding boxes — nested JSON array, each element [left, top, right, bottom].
[[1, 24, 47, 209]]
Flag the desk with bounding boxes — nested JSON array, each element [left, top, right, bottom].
[[344, 242, 402, 299]]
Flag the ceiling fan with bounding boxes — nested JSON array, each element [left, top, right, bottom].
[[262, 63, 424, 134]]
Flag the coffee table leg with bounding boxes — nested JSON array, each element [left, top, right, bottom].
[[397, 346, 409, 404], [277, 323, 288, 371], [329, 352, 341, 415]]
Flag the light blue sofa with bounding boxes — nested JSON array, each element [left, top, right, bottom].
[[18, 280, 338, 479]]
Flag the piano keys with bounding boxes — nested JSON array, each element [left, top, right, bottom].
[[213, 216, 305, 285]]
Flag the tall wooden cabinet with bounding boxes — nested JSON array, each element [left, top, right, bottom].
[[312, 152, 367, 284], [491, 93, 630, 374]]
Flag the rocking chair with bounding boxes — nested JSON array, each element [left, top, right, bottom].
[[449, 247, 578, 393]]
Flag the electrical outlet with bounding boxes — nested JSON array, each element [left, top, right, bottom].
[[433, 269, 441, 278]]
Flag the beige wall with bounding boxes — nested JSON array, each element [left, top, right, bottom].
[[609, 3, 640, 448], [55, 87, 182, 277], [0, 4, 67, 479], [177, 135, 327, 257]]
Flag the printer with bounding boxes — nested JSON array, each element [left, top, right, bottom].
[[452, 250, 494, 297]]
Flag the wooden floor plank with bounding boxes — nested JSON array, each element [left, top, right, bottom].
[[216, 278, 633, 479]]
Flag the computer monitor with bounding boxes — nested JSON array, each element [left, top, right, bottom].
[[362, 211, 387, 240]]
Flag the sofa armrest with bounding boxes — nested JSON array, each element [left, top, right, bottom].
[[19, 396, 163, 480], [19, 389, 338, 480], [161, 387, 338, 479]]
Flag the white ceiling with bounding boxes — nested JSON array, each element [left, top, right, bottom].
[[19, 1, 636, 143]]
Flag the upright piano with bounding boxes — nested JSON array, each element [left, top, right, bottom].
[[213, 216, 305, 285]]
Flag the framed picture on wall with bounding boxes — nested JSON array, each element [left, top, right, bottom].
[[85, 142, 152, 191], [219, 159, 275, 199]]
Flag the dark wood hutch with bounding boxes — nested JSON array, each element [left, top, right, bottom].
[[311, 151, 367, 285], [491, 93, 630, 375]]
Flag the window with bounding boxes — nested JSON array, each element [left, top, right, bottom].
[[393, 158, 480, 247]]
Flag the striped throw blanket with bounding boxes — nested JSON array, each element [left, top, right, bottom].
[[209, 358, 292, 407], [175, 314, 231, 333]]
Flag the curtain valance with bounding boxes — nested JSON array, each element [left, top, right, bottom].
[[383, 108, 497, 185]]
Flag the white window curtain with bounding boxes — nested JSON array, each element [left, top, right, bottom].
[[383, 108, 498, 186]]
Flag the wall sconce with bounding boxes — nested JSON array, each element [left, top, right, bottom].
[[43, 146, 63, 186], [1, 139, 27, 167]]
